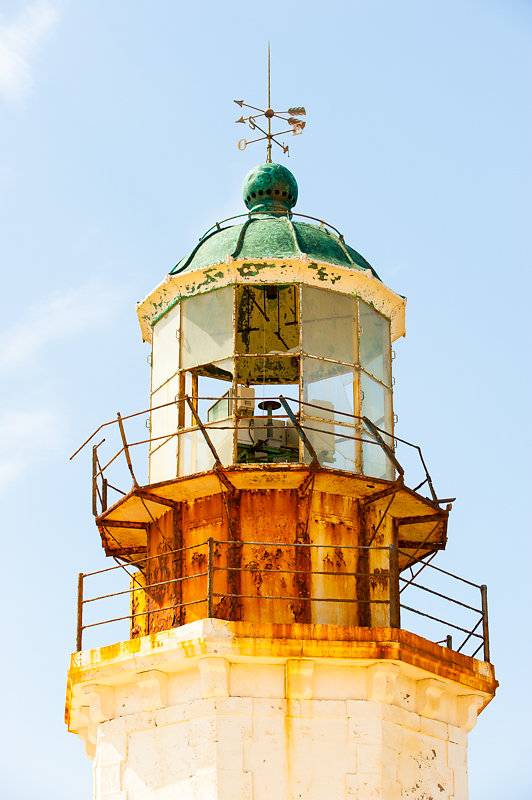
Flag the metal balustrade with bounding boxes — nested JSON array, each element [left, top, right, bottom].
[[76, 539, 490, 662]]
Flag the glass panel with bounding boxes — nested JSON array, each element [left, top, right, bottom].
[[151, 304, 180, 392], [302, 357, 356, 422], [236, 284, 299, 355], [178, 421, 233, 476], [182, 370, 194, 428], [149, 440, 178, 484], [181, 287, 233, 369], [207, 391, 232, 423], [359, 300, 391, 386], [361, 371, 393, 480], [149, 376, 180, 482], [361, 371, 392, 430], [302, 286, 356, 365], [362, 430, 394, 481], [194, 359, 234, 422], [302, 419, 357, 472], [232, 355, 300, 465], [150, 376, 179, 451]]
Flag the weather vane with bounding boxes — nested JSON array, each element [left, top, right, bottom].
[[234, 43, 306, 162]]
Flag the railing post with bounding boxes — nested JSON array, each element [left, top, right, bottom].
[[207, 538, 214, 619], [117, 411, 139, 487], [102, 478, 108, 513], [92, 446, 98, 516], [279, 395, 318, 465], [480, 584, 490, 662], [76, 572, 84, 651], [363, 416, 404, 479], [389, 545, 400, 628], [446, 635, 453, 650]]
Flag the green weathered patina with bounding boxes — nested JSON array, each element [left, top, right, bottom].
[[170, 164, 380, 280], [171, 218, 379, 278], [242, 163, 298, 213]]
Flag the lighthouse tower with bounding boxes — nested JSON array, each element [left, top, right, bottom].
[[66, 161, 496, 799]]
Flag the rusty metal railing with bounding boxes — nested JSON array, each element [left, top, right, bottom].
[[71, 395, 448, 518], [75, 539, 489, 662], [397, 550, 490, 661]]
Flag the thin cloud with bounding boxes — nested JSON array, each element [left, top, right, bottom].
[[0, 279, 126, 369], [0, 1, 58, 102]]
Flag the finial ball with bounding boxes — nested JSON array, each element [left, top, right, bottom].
[[242, 163, 298, 213]]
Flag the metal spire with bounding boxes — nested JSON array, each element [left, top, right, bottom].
[[234, 43, 306, 161]]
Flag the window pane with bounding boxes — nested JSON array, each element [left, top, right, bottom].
[[195, 359, 234, 423], [359, 300, 391, 386], [150, 440, 178, 484], [361, 371, 392, 429], [236, 284, 299, 355], [149, 376, 179, 482], [181, 287, 233, 369], [302, 286, 356, 364], [362, 430, 394, 481], [303, 419, 357, 472], [178, 421, 233, 476], [150, 376, 179, 447], [302, 357, 356, 422], [361, 371, 393, 480], [152, 304, 180, 392]]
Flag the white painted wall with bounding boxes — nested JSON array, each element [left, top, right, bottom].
[[68, 622, 490, 800]]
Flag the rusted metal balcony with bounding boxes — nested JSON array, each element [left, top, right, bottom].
[[72, 396, 490, 665]]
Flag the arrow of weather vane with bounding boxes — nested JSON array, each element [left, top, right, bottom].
[[234, 100, 306, 162], [234, 45, 306, 162]]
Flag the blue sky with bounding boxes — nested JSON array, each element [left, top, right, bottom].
[[0, 1, 530, 797]]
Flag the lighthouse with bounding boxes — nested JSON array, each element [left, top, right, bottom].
[[65, 156, 497, 799]]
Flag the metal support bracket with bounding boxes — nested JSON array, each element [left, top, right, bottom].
[[117, 412, 139, 488], [185, 395, 224, 468], [362, 416, 404, 478], [279, 396, 318, 466]]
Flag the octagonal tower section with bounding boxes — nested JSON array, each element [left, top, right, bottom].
[[66, 164, 496, 800]]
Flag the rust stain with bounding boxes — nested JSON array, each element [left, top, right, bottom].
[[117, 482, 407, 637]]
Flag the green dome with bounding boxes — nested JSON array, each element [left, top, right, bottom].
[[171, 218, 379, 279], [242, 163, 298, 213], [170, 165, 380, 280]]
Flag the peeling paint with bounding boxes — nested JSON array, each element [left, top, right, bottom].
[[308, 262, 342, 284], [136, 258, 407, 345]]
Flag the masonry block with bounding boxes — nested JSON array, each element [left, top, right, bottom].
[[199, 657, 230, 698], [67, 627, 493, 799]]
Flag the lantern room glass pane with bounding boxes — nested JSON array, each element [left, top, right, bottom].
[[303, 420, 357, 472], [149, 375, 179, 483], [150, 375, 179, 451], [302, 286, 357, 365], [151, 304, 180, 392], [178, 421, 233, 476], [361, 371, 393, 480], [236, 285, 299, 355], [359, 300, 391, 386], [302, 357, 356, 422], [195, 359, 234, 422], [181, 287, 233, 369]]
